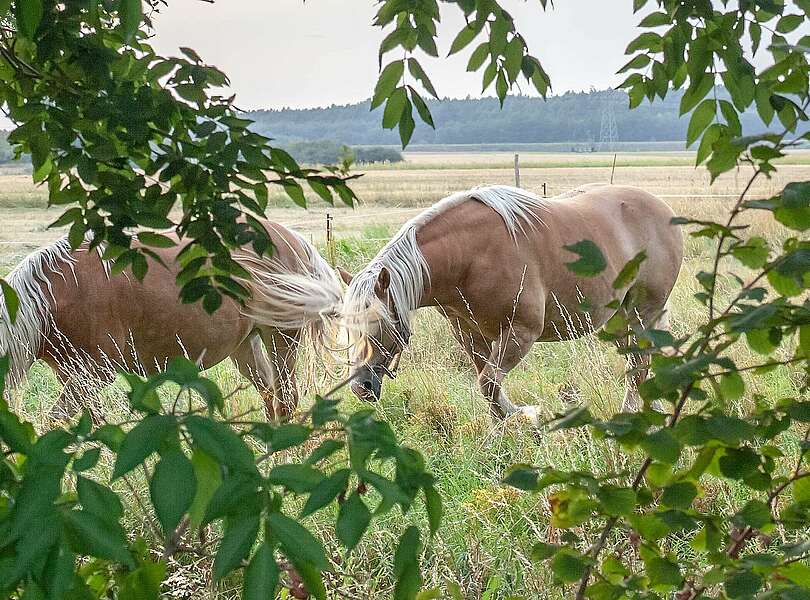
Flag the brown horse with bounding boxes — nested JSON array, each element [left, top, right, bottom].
[[340, 184, 683, 424], [0, 220, 342, 420]]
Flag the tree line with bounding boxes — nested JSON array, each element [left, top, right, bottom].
[[247, 87, 780, 147]]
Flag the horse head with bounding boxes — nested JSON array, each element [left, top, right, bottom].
[[340, 266, 409, 403]]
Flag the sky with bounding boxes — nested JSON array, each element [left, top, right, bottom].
[[150, 0, 641, 111]]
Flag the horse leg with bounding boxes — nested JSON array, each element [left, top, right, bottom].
[[230, 332, 276, 410], [477, 329, 539, 425], [256, 327, 301, 421]]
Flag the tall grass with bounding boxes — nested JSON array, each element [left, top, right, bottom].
[[0, 165, 806, 597]]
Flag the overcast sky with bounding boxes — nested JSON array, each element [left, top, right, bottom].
[[150, 0, 641, 110]]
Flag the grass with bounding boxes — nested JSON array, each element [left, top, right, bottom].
[[0, 154, 808, 598]]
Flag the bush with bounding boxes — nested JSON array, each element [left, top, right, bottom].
[[0, 354, 439, 599]]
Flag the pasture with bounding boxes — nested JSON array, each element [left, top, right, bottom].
[[0, 151, 807, 598]]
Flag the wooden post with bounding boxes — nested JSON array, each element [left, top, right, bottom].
[[610, 153, 618, 184], [326, 212, 335, 266], [514, 153, 520, 188], [542, 182, 547, 197]]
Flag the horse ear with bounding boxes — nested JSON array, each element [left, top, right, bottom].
[[375, 267, 390, 295], [337, 266, 354, 285]]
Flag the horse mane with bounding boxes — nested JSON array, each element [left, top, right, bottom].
[[342, 184, 549, 339], [234, 227, 343, 349], [0, 237, 78, 387]]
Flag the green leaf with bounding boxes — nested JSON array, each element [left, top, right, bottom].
[[408, 59, 437, 98], [213, 512, 260, 580], [336, 491, 371, 550], [466, 43, 489, 72], [1, 280, 18, 325], [266, 512, 329, 570], [301, 469, 350, 517], [424, 484, 442, 535], [137, 232, 176, 248], [719, 372, 745, 402], [112, 415, 176, 480], [550, 550, 588, 583], [612, 251, 647, 289], [63, 510, 135, 569], [687, 99, 716, 146], [793, 476, 810, 502], [502, 464, 538, 491], [564, 240, 607, 277], [661, 481, 698, 509], [119, 561, 166, 600], [448, 24, 479, 56], [150, 449, 197, 535], [382, 87, 408, 130], [734, 500, 771, 529], [597, 486, 636, 516], [372, 61, 405, 110], [777, 14, 804, 33], [189, 449, 222, 530], [16, 0, 43, 39], [119, 0, 142, 42], [645, 556, 682, 589], [731, 237, 769, 268], [185, 416, 256, 475], [77, 476, 123, 526], [268, 464, 324, 494], [243, 543, 279, 600], [680, 74, 714, 116], [725, 570, 763, 598], [394, 526, 422, 600], [641, 428, 682, 464]]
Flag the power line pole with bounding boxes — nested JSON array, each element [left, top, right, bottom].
[[599, 91, 619, 152]]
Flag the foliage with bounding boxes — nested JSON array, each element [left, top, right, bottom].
[[248, 88, 792, 147], [0, 0, 359, 312], [368, 0, 551, 147], [0, 353, 440, 599], [503, 1, 810, 599]]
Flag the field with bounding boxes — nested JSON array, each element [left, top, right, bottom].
[[0, 151, 807, 598]]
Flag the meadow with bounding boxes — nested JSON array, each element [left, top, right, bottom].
[[0, 151, 807, 598]]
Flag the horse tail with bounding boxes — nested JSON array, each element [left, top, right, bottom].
[[0, 238, 75, 387], [234, 230, 343, 350]]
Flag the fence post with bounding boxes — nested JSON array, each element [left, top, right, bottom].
[[610, 153, 618, 184], [326, 212, 335, 266], [514, 153, 520, 188], [542, 182, 547, 198]]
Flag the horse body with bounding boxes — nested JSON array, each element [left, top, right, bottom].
[[342, 184, 683, 422], [1, 220, 341, 420]]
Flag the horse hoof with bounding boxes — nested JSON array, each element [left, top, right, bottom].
[[516, 405, 541, 428]]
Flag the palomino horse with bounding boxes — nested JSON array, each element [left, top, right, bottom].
[[339, 184, 683, 424], [0, 219, 342, 420]]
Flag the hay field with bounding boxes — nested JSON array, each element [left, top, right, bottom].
[[0, 151, 806, 598]]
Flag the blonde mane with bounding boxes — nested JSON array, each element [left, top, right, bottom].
[[0, 238, 78, 386], [234, 228, 343, 349], [342, 185, 549, 339]]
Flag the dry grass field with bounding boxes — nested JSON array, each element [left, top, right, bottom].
[[0, 151, 806, 598]]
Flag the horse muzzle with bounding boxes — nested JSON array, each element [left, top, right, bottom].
[[350, 367, 384, 403]]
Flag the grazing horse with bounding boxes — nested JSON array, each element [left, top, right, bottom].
[[339, 184, 683, 424], [0, 220, 342, 420]]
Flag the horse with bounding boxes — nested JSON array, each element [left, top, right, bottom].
[[0, 219, 342, 421], [339, 184, 683, 424]]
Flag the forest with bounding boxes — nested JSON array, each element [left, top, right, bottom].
[[247, 87, 774, 146]]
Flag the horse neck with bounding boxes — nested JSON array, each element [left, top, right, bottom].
[[415, 216, 472, 308]]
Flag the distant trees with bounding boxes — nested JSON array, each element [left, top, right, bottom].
[[248, 88, 779, 146], [281, 140, 403, 165]]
